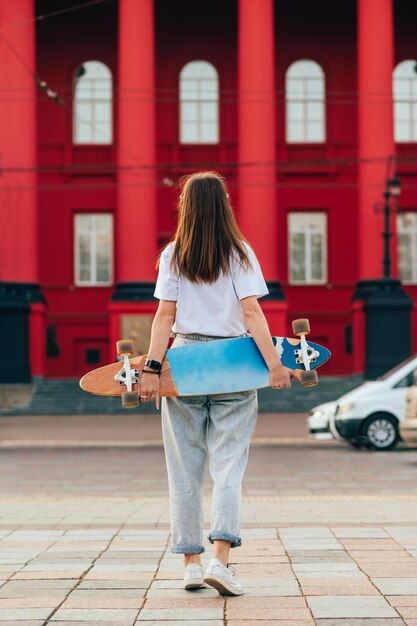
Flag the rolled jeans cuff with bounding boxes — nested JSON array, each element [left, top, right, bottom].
[[171, 543, 205, 555], [207, 531, 242, 548]]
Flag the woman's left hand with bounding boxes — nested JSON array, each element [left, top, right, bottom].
[[139, 372, 161, 409]]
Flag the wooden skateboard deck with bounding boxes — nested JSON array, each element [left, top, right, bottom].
[[79, 335, 331, 399]]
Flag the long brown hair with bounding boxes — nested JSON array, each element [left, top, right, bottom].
[[165, 171, 252, 283]]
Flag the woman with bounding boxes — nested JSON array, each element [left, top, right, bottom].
[[139, 171, 300, 596]]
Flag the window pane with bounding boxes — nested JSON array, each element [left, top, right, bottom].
[[290, 233, 306, 282], [96, 233, 111, 283], [287, 121, 304, 142], [289, 213, 305, 229], [311, 233, 324, 280], [306, 79, 323, 97], [85, 61, 110, 79], [287, 101, 304, 121], [307, 213, 324, 230], [95, 102, 110, 122], [398, 233, 412, 281], [78, 215, 93, 231], [395, 102, 410, 121], [79, 235, 90, 264], [180, 122, 198, 143], [78, 234, 91, 283], [395, 121, 410, 142], [94, 80, 112, 100], [76, 122, 93, 143], [307, 121, 325, 142], [92, 126, 111, 144], [181, 102, 198, 122], [95, 215, 111, 230], [286, 78, 304, 96], [181, 79, 199, 99], [200, 122, 218, 143], [76, 102, 92, 121], [75, 81, 91, 100], [201, 102, 217, 121], [397, 212, 417, 283], [306, 101, 323, 121], [198, 64, 217, 79]]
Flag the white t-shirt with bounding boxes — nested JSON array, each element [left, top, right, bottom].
[[154, 241, 269, 336]]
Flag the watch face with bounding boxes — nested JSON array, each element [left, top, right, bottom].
[[146, 359, 161, 371]]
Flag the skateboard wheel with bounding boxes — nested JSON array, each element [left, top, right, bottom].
[[116, 339, 135, 356], [121, 391, 139, 408], [300, 369, 318, 387], [292, 318, 310, 336]]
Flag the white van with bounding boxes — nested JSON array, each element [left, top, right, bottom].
[[399, 374, 417, 444], [308, 354, 417, 450]]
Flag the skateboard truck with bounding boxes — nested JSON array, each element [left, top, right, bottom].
[[294, 337, 320, 366], [115, 340, 140, 408], [292, 319, 319, 387], [114, 358, 139, 388]]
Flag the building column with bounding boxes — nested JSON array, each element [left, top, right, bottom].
[[354, 0, 411, 378], [0, 0, 45, 382], [357, 0, 395, 280], [110, 0, 158, 355], [237, 0, 287, 335]]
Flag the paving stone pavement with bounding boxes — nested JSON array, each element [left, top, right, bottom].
[[1, 413, 417, 624]]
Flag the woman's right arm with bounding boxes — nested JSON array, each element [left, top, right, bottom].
[[139, 299, 176, 408], [240, 296, 302, 389]]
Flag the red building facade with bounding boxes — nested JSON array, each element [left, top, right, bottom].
[[0, 0, 416, 382]]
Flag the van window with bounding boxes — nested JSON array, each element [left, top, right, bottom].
[[378, 355, 417, 381], [394, 369, 417, 389]]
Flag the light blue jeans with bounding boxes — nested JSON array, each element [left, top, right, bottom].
[[161, 333, 258, 555]]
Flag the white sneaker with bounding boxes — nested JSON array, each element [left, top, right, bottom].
[[183, 562, 205, 590], [204, 557, 243, 596]]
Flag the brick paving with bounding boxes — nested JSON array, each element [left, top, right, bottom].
[[0, 413, 417, 624]]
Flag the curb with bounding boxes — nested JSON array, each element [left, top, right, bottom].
[[0, 437, 343, 449]]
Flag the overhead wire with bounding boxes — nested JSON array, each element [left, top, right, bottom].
[[2, 153, 417, 174], [7, 0, 112, 28], [2, 179, 417, 194]]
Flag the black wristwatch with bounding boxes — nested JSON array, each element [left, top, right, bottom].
[[145, 359, 162, 372]]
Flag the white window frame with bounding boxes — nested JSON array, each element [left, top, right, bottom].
[[74, 214, 113, 286], [397, 212, 417, 284], [393, 59, 417, 143], [286, 60, 326, 144], [288, 212, 327, 285], [73, 60, 113, 145], [179, 60, 219, 144]]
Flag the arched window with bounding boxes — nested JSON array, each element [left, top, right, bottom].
[[286, 60, 325, 143], [393, 60, 417, 142], [73, 61, 113, 144], [179, 61, 219, 144]]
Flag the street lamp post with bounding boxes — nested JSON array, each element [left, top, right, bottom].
[[382, 176, 401, 280], [356, 173, 411, 379]]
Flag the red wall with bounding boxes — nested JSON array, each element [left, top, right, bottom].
[[33, 0, 417, 377]]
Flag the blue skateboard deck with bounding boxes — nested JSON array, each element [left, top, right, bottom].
[[165, 336, 330, 395]]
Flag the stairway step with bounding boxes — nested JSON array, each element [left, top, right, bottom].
[[0, 375, 364, 416]]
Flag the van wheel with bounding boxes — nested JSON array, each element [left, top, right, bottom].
[[362, 413, 399, 451]]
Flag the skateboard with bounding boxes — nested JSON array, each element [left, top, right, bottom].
[[79, 319, 331, 408]]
